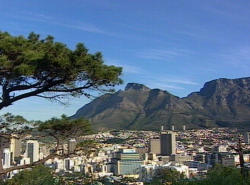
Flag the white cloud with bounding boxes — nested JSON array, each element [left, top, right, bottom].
[[147, 82, 185, 90], [219, 47, 250, 69], [203, 1, 249, 22], [163, 79, 198, 85], [136, 48, 194, 61], [57, 22, 114, 36], [8, 11, 53, 23], [8, 11, 112, 36], [121, 64, 143, 74], [221, 47, 250, 61], [140, 76, 198, 92], [106, 59, 144, 74]]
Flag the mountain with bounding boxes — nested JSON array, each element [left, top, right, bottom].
[[72, 77, 250, 130]]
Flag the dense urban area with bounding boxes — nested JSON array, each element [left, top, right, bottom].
[[1, 125, 250, 184]]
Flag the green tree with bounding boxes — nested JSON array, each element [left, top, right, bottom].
[[204, 165, 250, 185], [0, 31, 122, 175], [2, 165, 62, 185], [120, 177, 137, 184], [168, 165, 250, 185], [148, 168, 185, 185], [0, 31, 122, 110]]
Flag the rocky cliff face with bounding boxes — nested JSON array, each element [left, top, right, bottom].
[[72, 77, 250, 130]]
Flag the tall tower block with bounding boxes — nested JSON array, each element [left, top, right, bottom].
[[183, 125, 186, 131], [171, 125, 175, 131], [160, 131, 176, 156]]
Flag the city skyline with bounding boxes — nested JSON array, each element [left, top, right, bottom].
[[0, 0, 250, 121]]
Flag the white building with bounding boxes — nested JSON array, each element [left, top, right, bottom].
[[213, 145, 228, 153], [64, 158, 75, 171], [234, 154, 250, 164], [244, 132, 250, 144], [162, 163, 190, 178], [3, 148, 11, 169], [20, 157, 31, 165], [68, 139, 77, 153], [139, 163, 190, 182], [139, 164, 158, 182], [25, 140, 39, 163]]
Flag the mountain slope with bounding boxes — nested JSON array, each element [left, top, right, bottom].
[[72, 77, 250, 130]]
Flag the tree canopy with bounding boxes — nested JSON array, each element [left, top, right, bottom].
[[2, 165, 62, 185], [38, 114, 92, 140], [148, 168, 185, 185], [0, 113, 30, 135], [146, 165, 250, 185], [0, 31, 123, 109]]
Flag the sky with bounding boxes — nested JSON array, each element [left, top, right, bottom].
[[0, 0, 250, 121]]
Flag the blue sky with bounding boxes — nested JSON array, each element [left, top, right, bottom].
[[0, 0, 250, 120]]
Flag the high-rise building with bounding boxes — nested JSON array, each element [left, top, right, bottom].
[[0, 136, 22, 164], [2, 148, 11, 168], [171, 125, 175, 131], [68, 139, 77, 154], [10, 137, 22, 163], [149, 138, 161, 155], [64, 158, 74, 171], [160, 131, 176, 156], [161, 125, 164, 131], [25, 140, 39, 163], [244, 132, 250, 144], [183, 125, 186, 131], [0, 137, 11, 167], [114, 149, 144, 176]]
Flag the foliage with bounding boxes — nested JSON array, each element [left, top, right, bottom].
[[38, 114, 92, 140], [37, 115, 97, 157], [0, 31, 122, 110], [201, 165, 250, 185], [0, 113, 31, 135], [147, 165, 250, 185], [120, 177, 137, 184], [148, 168, 185, 185], [37, 115, 96, 155], [0, 30, 122, 176], [57, 172, 93, 185], [2, 165, 62, 185]]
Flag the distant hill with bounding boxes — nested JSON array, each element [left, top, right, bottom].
[[72, 77, 250, 130]]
